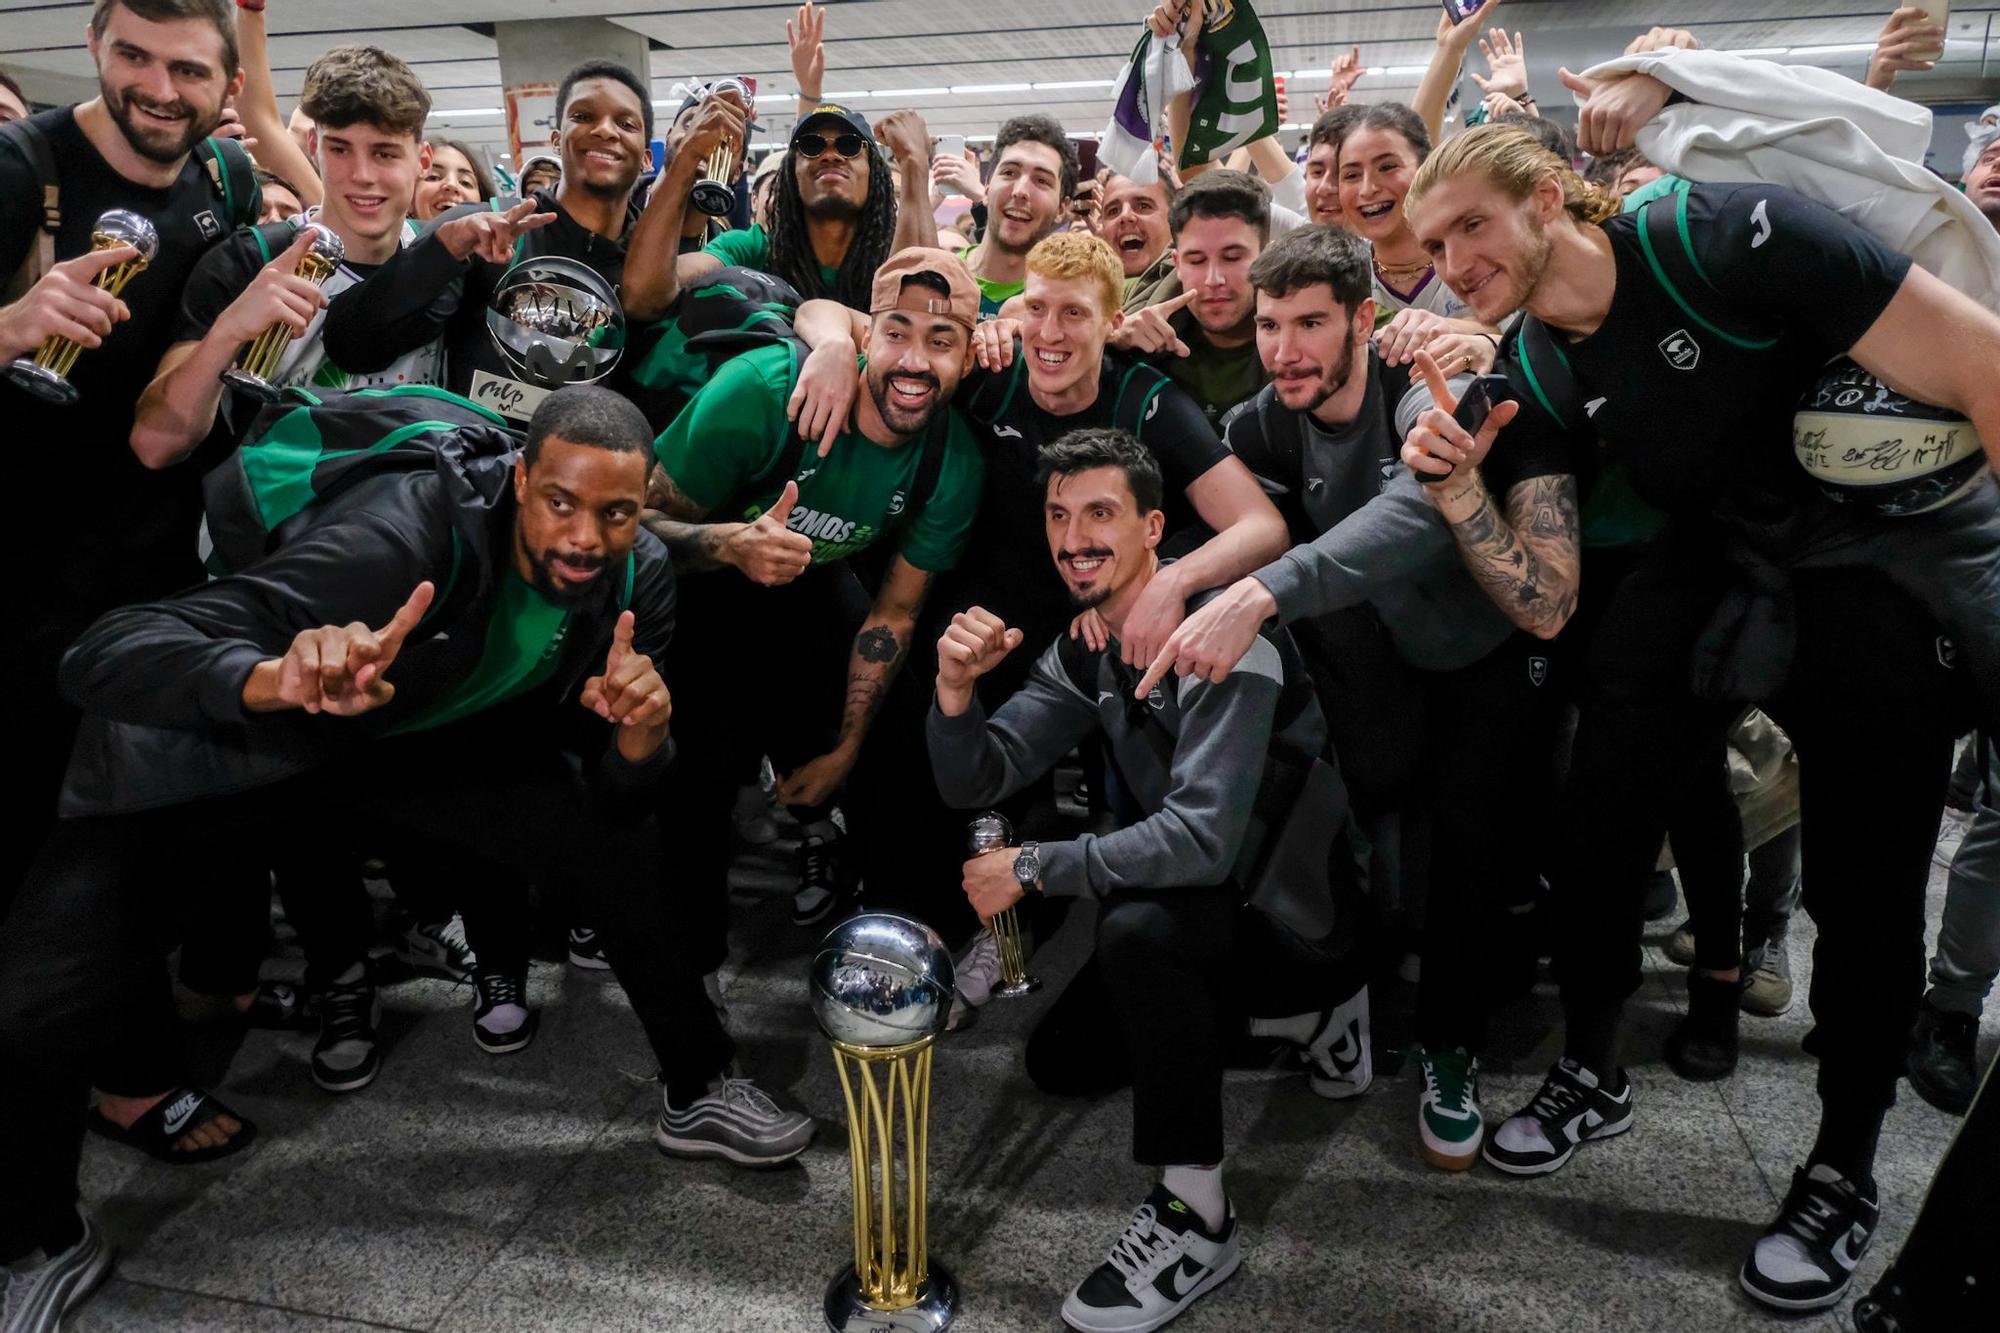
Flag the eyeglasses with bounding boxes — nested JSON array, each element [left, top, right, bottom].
[[794, 132, 866, 160]]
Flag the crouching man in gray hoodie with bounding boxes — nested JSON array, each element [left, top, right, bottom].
[[926, 427, 1366, 1333]]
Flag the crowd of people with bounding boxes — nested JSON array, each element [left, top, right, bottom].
[[1, 1, 1997, 1331]]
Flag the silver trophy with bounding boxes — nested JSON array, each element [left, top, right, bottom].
[[484, 254, 626, 388], [6, 209, 159, 405], [690, 76, 749, 219], [968, 812, 1040, 997], [221, 222, 344, 402], [810, 914, 959, 1333]]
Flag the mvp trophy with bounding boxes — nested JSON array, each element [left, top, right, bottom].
[[5, 209, 158, 405], [689, 77, 749, 225], [221, 222, 344, 401], [810, 914, 959, 1332], [968, 813, 1041, 996]]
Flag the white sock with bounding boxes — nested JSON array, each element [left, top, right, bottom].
[[1249, 1010, 1320, 1046], [1161, 1163, 1226, 1232]]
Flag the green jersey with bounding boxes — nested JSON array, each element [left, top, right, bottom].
[[653, 343, 985, 572], [959, 244, 1023, 319], [392, 571, 572, 734], [704, 223, 839, 290]]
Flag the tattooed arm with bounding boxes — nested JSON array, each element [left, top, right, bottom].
[[1428, 469, 1581, 640], [774, 554, 934, 805], [640, 465, 815, 584]]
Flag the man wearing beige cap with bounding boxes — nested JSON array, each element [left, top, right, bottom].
[[642, 247, 986, 959]]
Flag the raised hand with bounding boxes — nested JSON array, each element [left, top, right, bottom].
[[437, 199, 557, 264], [1624, 25, 1702, 56], [724, 479, 815, 585], [214, 228, 327, 346], [873, 109, 932, 169], [1472, 27, 1529, 101], [972, 317, 1022, 372], [0, 243, 139, 361], [1069, 175, 1104, 232], [1316, 45, 1363, 113], [932, 152, 986, 205], [1108, 288, 1196, 359], [580, 609, 672, 730], [788, 1, 827, 103], [1373, 305, 1453, 368], [1868, 8, 1947, 91], [1438, 0, 1503, 53], [1401, 348, 1518, 487], [247, 581, 435, 716], [1132, 575, 1275, 699], [1557, 65, 1672, 157], [936, 606, 1023, 714], [676, 91, 749, 180]]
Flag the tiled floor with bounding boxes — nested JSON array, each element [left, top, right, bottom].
[[71, 825, 1989, 1332]]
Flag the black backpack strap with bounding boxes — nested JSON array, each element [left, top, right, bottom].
[[1110, 357, 1171, 438], [1633, 180, 1777, 353], [0, 118, 61, 302], [963, 343, 1024, 426], [891, 411, 952, 537], [196, 136, 262, 229], [1510, 317, 1583, 435]]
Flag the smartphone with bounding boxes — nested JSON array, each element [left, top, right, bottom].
[[1076, 138, 1102, 186], [1442, 0, 1488, 23], [1913, 1, 1951, 60], [1423, 376, 1495, 485], [934, 133, 966, 195]]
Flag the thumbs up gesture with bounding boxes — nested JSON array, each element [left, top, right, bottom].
[[935, 606, 1023, 716], [580, 609, 673, 758], [244, 581, 434, 716], [722, 479, 815, 585]]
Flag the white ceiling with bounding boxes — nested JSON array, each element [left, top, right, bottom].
[[5, 0, 1997, 163]]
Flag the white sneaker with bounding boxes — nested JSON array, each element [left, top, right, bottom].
[[947, 931, 1003, 1031], [1060, 1185, 1241, 1332], [0, 1210, 112, 1333]]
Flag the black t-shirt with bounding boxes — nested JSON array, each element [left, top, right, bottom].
[[947, 341, 1231, 642], [0, 107, 237, 624], [1496, 182, 1912, 516]]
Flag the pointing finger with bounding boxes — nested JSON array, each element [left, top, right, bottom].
[[1158, 288, 1199, 315], [1415, 349, 1457, 414], [1134, 640, 1178, 699], [377, 580, 436, 657]]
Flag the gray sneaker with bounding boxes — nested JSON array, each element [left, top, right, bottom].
[[1742, 934, 1795, 1017], [655, 1077, 815, 1167], [1, 1211, 112, 1333], [1663, 920, 1696, 968]]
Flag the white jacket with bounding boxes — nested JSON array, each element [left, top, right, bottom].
[[1581, 47, 2000, 310]]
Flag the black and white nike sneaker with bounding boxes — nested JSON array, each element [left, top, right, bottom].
[[566, 926, 611, 971], [1300, 983, 1372, 1100], [471, 972, 538, 1055], [1061, 1185, 1241, 1333], [1739, 1163, 1879, 1311], [655, 1076, 815, 1167], [1483, 1057, 1634, 1176], [793, 818, 860, 926]]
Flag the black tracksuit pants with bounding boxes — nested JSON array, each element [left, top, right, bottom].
[[0, 713, 731, 1261]]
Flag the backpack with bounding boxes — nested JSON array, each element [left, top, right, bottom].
[[0, 116, 260, 302], [1506, 177, 1777, 435]]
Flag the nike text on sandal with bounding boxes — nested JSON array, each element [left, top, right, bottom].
[[1061, 1185, 1241, 1333], [1739, 1163, 1878, 1312], [1483, 1058, 1634, 1176], [655, 1077, 815, 1167], [84, 1086, 258, 1165]]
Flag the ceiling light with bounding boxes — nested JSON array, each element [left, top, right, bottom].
[[952, 82, 1033, 94], [1383, 65, 1429, 77], [434, 107, 504, 117], [1034, 79, 1118, 90]]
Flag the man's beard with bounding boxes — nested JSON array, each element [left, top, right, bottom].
[[1297, 333, 1360, 415], [804, 189, 863, 221], [1060, 547, 1116, 611], [105, 81, 216, 164], [1509, 211, 1556, 316], [868, 366, 942, 435], [523, 541, 606, 608]]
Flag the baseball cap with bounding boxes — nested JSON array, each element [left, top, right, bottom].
[[793, 102, 874, 145], [870, 247, 980, 331]]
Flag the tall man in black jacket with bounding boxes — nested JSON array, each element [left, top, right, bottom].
[[0, 388, 808, 1331]]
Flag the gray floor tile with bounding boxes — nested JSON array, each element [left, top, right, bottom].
[[70, 1276, 422, 1331]]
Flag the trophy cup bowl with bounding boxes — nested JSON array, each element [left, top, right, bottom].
[[810, 914, 959, 1332], [222, 222, 346, 403], [7, 208, 160, 406], [483, 254, 626, 389]]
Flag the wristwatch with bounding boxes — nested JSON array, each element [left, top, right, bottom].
[[1013, 841, 1043, 893]]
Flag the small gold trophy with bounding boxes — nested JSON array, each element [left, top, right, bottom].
[[221, 222, 345, 402], [6, 209, 159, 405], [968, 812, 1041, 997], [689, 77, 748, 227], [810, 914, 959, 1332]]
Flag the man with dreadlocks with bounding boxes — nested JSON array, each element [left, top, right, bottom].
[[624, 101, 938, 321]]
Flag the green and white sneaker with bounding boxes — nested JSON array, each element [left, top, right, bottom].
[[1417, 1046, 1483, 1171]]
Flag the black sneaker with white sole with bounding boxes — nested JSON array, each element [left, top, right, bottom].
[[310, 970, 381, 1094], [1301, 983, 1372, 1100], [1483, 1057, 1634, 1176], [1739, 1163, 1879, 1312], [793, 819, 860, 926], [655, 1076, 815, 1166], [566, 926, 611, 971], [1061, 1185, 1242, 1333], [0, 1209, 113, 1333], [471, 972, 538, 1055], [398, 913, 477, 982]]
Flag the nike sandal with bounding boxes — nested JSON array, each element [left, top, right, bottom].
[[85, 1085, 259, 1165]]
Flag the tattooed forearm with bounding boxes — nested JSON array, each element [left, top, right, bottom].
[[643, 463, 738, 569], [840, 618, 910, 746], [1437, 472, 1580, 639]]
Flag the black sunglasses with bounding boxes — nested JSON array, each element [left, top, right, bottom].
[[794, 132, 867, 160]]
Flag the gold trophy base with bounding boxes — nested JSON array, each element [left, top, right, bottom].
[[5, 357, 76, 405], [991, 975, 1043, 998], [824, 1262, 958, 1333], [219, 366, 283, 403]]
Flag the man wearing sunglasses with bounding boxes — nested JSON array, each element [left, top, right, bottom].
[[625, 102, 938, 322]]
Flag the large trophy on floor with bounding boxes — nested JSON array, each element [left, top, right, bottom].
[[5, 208, 158, 405], [810, 914, 959, 1332], [968, 812, 1041, 996], [221, 221, 344, 401]]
